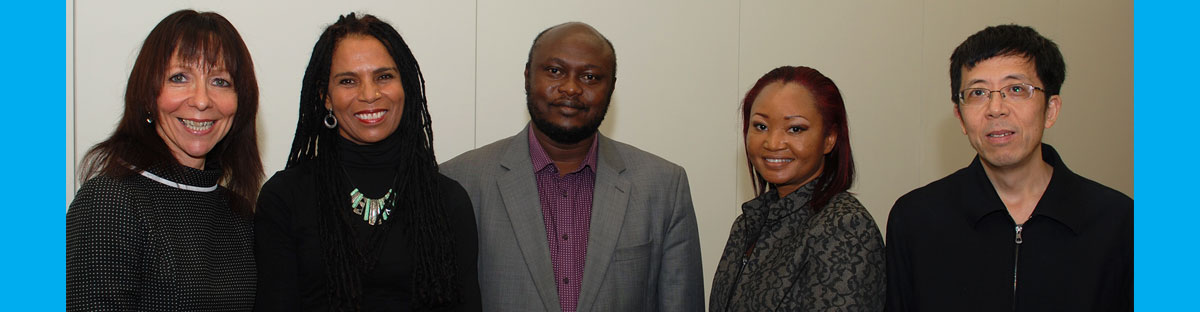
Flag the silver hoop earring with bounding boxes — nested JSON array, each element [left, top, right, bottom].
[[324, 110, 338, 129]]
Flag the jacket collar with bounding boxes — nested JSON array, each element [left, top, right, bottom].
[[741, 180, 818, 223], [963, 143, 1087, 234]]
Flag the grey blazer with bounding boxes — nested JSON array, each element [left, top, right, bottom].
[[440, 126, 704, 312]]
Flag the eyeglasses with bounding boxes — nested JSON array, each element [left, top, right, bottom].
[[957, 83, 1045, 107]]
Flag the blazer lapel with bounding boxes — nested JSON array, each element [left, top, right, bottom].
[[497, 126, 562, 312], [576, 135, 630, 311]]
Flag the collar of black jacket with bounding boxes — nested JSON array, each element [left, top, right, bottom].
[[962, 143, 1087, 234]]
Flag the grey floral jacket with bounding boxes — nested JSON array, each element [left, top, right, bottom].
[[709, 182, 885, 311]]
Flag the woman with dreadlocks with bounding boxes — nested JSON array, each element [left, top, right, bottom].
[[254, 13, 480, 311]]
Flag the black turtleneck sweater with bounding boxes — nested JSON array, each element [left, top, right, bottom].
[[67, 161, 256, 311], [254, 133, 480, 311]]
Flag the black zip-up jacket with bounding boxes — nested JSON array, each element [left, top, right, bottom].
[[885, 144, 1132, 312]]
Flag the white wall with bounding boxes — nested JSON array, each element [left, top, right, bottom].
[[68, 0, 1133, 302]]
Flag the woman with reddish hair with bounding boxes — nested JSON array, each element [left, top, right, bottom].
[[710, 66, 885, 311], [68, 9, 262, 311]]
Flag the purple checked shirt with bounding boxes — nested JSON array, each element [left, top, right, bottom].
[[528, 128, 598, 312]]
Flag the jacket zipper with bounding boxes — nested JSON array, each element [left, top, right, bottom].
[[1011, 224, 1024, 311]]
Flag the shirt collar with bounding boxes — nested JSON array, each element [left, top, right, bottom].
[[964, 143, 1086, 234], [527, 124, 600, 174]]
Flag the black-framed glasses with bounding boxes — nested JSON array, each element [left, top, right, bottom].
[[957, 83, 1045, 107]]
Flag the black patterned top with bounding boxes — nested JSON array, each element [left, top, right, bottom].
[[710, 181, 885, 311], [67, 163, 256, 311]]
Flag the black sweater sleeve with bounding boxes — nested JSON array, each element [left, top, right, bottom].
[[884, 195, 915, 312], [254, 172, 303, 311], [439, 174, 482, 312], [67, 177, 145, 312]]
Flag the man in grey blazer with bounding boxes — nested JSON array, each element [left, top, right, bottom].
[[440, 22, 704, 312]]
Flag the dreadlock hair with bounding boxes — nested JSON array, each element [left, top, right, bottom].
[[740, 66, 855, 213], [78, 9, 262, 218], [286, 13, 459, 310]]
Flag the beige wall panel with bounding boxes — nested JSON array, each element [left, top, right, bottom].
[[1049, 0, 1134, 197]]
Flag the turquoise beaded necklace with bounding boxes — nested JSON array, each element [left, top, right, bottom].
[[343, 167, 396, 226]]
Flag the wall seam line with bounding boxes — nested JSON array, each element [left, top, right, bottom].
[[71, 0, 78, 194], [473, 0, 479, 148], [735, 0, 742, 216]]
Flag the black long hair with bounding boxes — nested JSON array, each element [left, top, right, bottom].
[[286, 13, 459, 310], [79, 9, 262, 217]]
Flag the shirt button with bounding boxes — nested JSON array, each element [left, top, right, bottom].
[[563, 277, 569, 284], [562, 234, 569, 241]]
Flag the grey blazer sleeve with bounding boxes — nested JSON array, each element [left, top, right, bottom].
[[658, 167, 705, 312]]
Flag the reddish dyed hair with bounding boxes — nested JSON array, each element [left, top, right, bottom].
[[741, 66, 855, 212]]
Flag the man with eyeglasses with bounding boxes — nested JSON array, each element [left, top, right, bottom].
[[884, 25, 1132, 311]]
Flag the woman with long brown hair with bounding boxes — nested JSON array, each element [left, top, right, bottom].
[[67, 9, 262, 311]]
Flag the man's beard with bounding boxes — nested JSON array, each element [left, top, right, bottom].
[[526, 96, 608, 145]]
